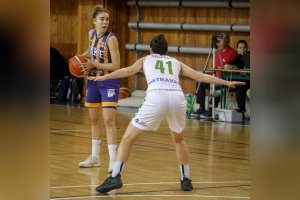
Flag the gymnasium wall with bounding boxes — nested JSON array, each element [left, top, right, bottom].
[[50, 0, 249, 94], [50, 0, 79, 60], [126, 3, 250, 93]]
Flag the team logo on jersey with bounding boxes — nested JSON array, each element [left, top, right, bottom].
[[100, 42, 105, 48], [107, 89, 115, 97], [134, 118, 147, 127]]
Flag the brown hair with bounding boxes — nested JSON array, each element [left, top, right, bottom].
[[150, 34, 168, 55], [93, 7, 110, 19]]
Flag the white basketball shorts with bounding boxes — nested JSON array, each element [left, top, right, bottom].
[[131, 90, 187, 133]]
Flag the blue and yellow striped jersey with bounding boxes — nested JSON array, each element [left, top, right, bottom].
[[89, 30, 113, 76]]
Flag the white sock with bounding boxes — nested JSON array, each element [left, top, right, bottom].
[[92, 139, 101, 158], [108, 144, 117, 161], [179, 164, 190, 180], [111, 161, 125, 177]]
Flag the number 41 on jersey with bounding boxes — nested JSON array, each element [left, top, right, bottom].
[[155, 60, 173, 75]]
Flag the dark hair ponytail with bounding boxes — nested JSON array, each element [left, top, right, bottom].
[[150, 34, 168, 55]]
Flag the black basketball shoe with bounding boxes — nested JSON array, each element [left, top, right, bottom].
[[180, 178, 193, 191], [95, 174, 123, 193]]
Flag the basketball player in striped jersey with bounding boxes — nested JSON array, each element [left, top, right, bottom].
[[78, 7, 120, 172], [89, 34, 245, 192]]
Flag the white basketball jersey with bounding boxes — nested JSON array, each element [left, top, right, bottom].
[[143, 54, 182, 92]]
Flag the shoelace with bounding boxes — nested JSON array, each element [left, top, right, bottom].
[[104, 176, 113, 184]]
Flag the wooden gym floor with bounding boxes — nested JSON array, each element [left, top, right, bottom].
[[50, 103, 250, 199]]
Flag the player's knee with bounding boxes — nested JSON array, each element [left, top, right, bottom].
[[91, 117, 100, 126], [103, 118, 115, 128], [122, 134, 136, 145], [173, 134, 184, 144]]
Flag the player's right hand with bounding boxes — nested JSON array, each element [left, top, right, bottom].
[[226, 81, 246, 88], [87, 76, 106, 82]]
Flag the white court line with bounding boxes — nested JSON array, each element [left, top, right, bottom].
[[51, 180, 250, 189], [50, 123, 249, 133], [50, 129, 91, 133], [50, 194, 250, 200]]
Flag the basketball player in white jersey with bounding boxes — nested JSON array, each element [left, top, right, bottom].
[[88, 34, 245, 193]]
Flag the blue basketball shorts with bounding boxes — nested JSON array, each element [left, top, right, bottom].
[[85, 79, 119, 109]]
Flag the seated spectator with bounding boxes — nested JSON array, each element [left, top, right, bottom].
[[50, 47, 83, 103], [192, 33, 238, 119], [55, 74, 83, 103], [225, 40, 250, 70], [67, 74, 83, 102], [50, 47, 69, 97], [225, 40, 250, 113]]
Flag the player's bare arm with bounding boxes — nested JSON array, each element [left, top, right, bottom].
[[88, 57, 145, 81], [180, 62, 245, 88]]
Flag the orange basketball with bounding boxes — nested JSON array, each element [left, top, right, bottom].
[[119, 87, 130, 100], [119, 90, 129, 99], [120, 87, 130, 94], [69, 56, 88, 77]]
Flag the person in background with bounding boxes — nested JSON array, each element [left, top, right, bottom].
[[51, 47, 83, 103], [225, 40, 250, 113], [50, 47, 69, 97], [192, 33, 238, 119]]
